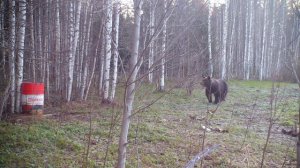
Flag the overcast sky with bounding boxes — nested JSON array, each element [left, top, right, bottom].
[[120, 0, 225, 6]]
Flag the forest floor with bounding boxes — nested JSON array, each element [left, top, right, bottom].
[[0, 80, 299, 167]]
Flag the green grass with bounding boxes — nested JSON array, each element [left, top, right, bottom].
[[0, 80, 299, 167], [0, 121, 87, 167]]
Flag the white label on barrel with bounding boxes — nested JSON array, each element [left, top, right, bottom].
[[21, 95, 44, 105]]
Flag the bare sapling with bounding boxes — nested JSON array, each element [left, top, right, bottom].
[[240, 98, 258, 149], [200, 102, 222, 167], [260, 82, 280, 168], [83, 110, 92, 168], [103, 104, 121, 167]]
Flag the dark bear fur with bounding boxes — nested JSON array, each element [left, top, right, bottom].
[[201, 76, 228, 104]]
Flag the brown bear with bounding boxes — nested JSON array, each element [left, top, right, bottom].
[[201, 76, 228, 104]]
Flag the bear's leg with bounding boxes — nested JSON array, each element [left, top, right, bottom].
[[220, 93, 225, 101], [214, 93, 220, 104], [206, 89, 212, 103]]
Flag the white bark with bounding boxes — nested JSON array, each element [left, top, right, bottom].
[[148, 0, 155, 83], [110, 1, 120, 101], [9, 0, 16, 113], [228, 0, 237, 78], [268, 0, 275, 78], [260, 0, 268, 80], [246, 0, 254, 80], [103, 0, 113, 101], [55, 0, 60, 91], [207, 0, 213, 76], [99, 31, 105, 95], [276, 24, 282, 73], [29, 0, 36, 82], [78, 4, 89, 91], [84, 56, 97, 101], [67, 1, 82, 102], [276, 0, 286, 73], [159, 0, 167, 91], [221, 0, 229, 79], [80, 60, 88, 100], [46, 0, 51, 99], [244, 1, 249, 79], [117, 0, 143, 167], [37, 3, 42, 82], [15, 0, 26, 113], [80, 3, 92, 101]]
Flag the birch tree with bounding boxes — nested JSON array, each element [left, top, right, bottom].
[[221, 0, 229, 79], [9, 0, 16, 113], [276, 0, 286, 74], [55, 0, 61, 91], [16, 0, 27, 113], [99, 31, 105, 96], [110, 0, 121, 101], [148, 0, 156, 83], [260, 0, 269, 80], [246, 0, 254, 80], [207, 0, 213, 76], [28, 0, 36, 83], [117, 0, 143, 167], [103, 0, 113, 102], [80, 2, 93, 101], [267, 0, 276, 78], [67, 1, 82, 102], [158, 0, 167, 91]]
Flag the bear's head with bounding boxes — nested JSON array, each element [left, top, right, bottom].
[[201, 75, 211, 88]]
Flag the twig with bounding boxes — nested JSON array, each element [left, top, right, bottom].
[[103, 104, 120, 167], [200, 102, 221, 167], [260, 82, 280, 168], [184, 144, 220, 168], [134, 114, 141, 167], [240, 98, 258, 149], [83, 110, 92, 168]]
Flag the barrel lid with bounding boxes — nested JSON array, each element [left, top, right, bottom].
[[21, 82, 44, 94]]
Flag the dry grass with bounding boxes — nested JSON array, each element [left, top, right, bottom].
[[0, 80, 298, 167]]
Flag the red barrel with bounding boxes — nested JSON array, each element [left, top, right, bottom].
[[21, 83, 44, 113]]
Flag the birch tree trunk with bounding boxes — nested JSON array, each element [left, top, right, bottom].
[[15, 0, 26, 112], [276, 0, 286, 74], [67, 1, 82, 102], [28, 0, 36, 82], [260, 0, 268, 80], [221, 0, 229, 80], [36, 1, 42, 82], [117, 0, 143, 167], [207, 0, 213, 76], [228, 0, 237, 78], [46, 0, 51, 100], [99, 31, 105, 96], [159, 0, 167, 91], [110, 1, 121, 101], [55, 0, 61, 91], [268, 0, 275, 78], [148, 0, 155, 83], [9, 0, 16, 113], [243, 0, 249, 80], [246, 0, 254, 80], [80, 2, 92, 101], [84, 56, 97, 101], [103, 0, 113, 102]]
